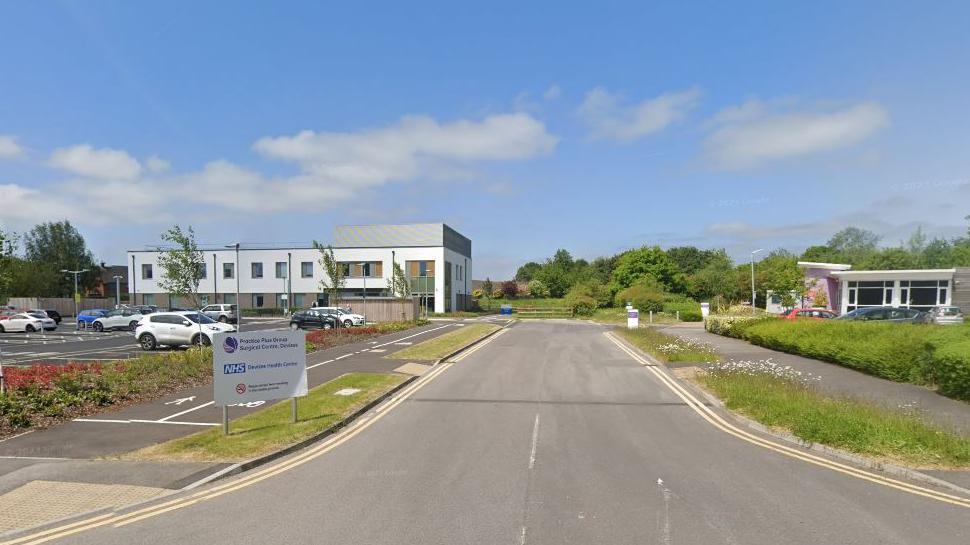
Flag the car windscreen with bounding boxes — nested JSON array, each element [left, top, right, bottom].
[[183, 313, 217, 324]]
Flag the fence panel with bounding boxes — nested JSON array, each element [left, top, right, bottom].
[[6, 297, 115, 317]]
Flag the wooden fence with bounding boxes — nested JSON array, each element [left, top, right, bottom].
[[6, 297, 115, 317], [337, 297, 420, 322]]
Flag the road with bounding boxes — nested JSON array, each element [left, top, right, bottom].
[[0, 318, 293, 365], [17, 320, 970, 544]]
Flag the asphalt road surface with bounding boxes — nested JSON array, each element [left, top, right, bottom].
[[21, 321, 970, 544], [0, 318, 293, 365]]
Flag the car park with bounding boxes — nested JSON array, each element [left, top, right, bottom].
[[0, 313, 57, 333], [201, 304, 238, 323], [836, 306, 925, 323], [135, 311, 236, 350], [785, 308, 837, 320], [289, 309, 338, 330], [923, 306, 965, 325], [311, 306, 365, 327], [92, 308, 146, 332]]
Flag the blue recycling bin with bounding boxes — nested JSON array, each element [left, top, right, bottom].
[[500, 304, 513, 316]]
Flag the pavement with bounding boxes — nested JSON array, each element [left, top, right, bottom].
[[9, 320, 967, 544], [0, 320, 464, 528], [660, 322, 970, 435]]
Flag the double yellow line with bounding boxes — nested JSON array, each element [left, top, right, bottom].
[[604, 332, 970, 509]]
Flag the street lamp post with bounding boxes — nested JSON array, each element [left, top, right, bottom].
[[361, 262, 367, 324], [750, 249, 764, 310], [112, 275, 123, 308], [225, 244, 241, 332], [61, 269, 89, 328]]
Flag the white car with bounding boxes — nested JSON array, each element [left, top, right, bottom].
[[0, 313, 57, 333], [135, 311, 236, 350], [311, 307, 365, 327], [92, 308, 146, 332]]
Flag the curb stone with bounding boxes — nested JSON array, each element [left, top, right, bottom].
[[609, 330, 970, 498]]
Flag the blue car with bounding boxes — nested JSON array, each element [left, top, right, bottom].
[[77, 309, 109, 326]]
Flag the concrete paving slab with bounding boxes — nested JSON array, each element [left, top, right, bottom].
[[393, 362, 433, 376]]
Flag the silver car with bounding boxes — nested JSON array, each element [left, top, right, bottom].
[[924, 306, 965, 325], [201, 304, 238, 323], [92, 308, 145, 332]]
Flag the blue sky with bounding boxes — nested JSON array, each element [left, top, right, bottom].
[[2, 1, 969, 278]]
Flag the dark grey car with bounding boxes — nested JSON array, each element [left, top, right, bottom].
[[836, 306, 925, 323]]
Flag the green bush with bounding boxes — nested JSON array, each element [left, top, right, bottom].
[[564, 292, 597, 316], [704, 315, 771, 338], [526, 279, 550, 298], [662, 300, 702, 322], [934, 341, 970, 400]]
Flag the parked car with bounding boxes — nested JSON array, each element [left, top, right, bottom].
[[785, 308, 838, 320], [836, 307, 925, 323], [44, 310, 62, 324], [201, 304, 238, 324], [311, 306, 365, 327], [289, 309, 338, 330], [135, 311, 236, 350], [0, 309, 17, 321], [92, 308, 145, 332], [923, 306, 965, 325], [77, 309, 109, 327], [0, 313, 57, 333]]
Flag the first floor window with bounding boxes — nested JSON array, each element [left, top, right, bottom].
[[223, 262, 235, 279], [275, 262, 287, 279], [141, 264, 153, 279], [301, 261, 313, 278], [251, 262, 263, 279]]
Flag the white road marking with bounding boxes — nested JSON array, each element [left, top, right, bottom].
[[519, 525, 527, 545], [529, 413, 540, 469], [159, 401, 214, 422], [394, 342, 412, 345], [129, 419, 218, 426], [164, 396, 196, 406], [657, 478, 672, 545], [73, 418, 130, 424], [368, 348, 385, 353], [306, 358, 334, 370], [334, 388, 361, 396]]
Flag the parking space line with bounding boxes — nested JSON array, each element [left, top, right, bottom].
[[129, 419, 218, 426], [306, 359, 334, 370], [158, 401, 215, 422], [74, 418, 131, 424]]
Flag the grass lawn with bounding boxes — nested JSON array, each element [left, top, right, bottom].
[[699, 369, 970, 468], [128, 373, 406, 462], [389, 323, 500, 360], [616, 326, 719, 363], [478, 297, 569, 310]]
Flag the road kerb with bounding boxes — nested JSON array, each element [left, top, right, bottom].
[[607, 331, 970, 499]]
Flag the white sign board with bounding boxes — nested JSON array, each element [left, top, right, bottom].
[[213, 330, 307, 406], [700, 302, 710, 318], [627, 308, 639, 329]]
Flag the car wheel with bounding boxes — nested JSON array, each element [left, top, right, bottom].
[[139, 333, 157, 351], [290, 322, 299, 330], [25, 324, 35, 333], [192, 334, 211, 347], [218, 316, 228, 323], [0, 324, 5, 333], [343, 320, 353, 328], [93, 322, 104, 332], [323, 322, 333, 330], [128, 321, 139, 332]]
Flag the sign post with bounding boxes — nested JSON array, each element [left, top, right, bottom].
[[700, 302, 710, 319], [213, 330, 308, 435], [627, 308, 639, 329]]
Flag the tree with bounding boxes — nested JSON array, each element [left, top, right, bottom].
[[22, 221, 98, 295], [611, 246, 685, 292], [861, 247, 917, 270], [526, 279, 550, 298], [156, 225, 205, 308], [314, 242, 345, 306], [386, 261, 411, 298], [666, 246, 717, 276], [482, 278, 493, 300], [688, 252, 742, 302], [515, 262, 542, 282], [826, 227, 880, 265], [0, 228, 16, 304], [758, 252, 804, 310], [500, 280, 519, 298]]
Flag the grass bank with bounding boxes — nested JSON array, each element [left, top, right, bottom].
[[130, 373, 406, 462], [615, 327, 718, 363], [698, 361, 970, 468], [705, 316, 970, 401], [389, 323, 500, 360], [304, 320, 425, 352]]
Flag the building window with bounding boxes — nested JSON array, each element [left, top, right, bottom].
[[223, 262, 235, 279], [301, 261, 313, 278], [406, 260, 434, 277], [276, 293, 287, 308], [340, 262, 382, 277], [293, 293, 305, 307], [143, 294, 155, 305], [252, 294, 264, 308], [251, 262, 263, 279], [223, 293, 236, 305], [198, 263, 207, 279], [275, 262, 287, 279], [141, 264, 153, 279]]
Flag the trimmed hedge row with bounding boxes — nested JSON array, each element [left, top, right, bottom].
[[704, 317, 970, 401]]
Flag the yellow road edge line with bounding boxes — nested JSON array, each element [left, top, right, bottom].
[[3, 360, 458, 544], [604, 332, 970, 509]]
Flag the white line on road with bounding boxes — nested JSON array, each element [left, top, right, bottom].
[[529, 413, 540, 469], [306, 358, 334, 370], [159, 401, 215, 422], [73, 418, 130, 424]]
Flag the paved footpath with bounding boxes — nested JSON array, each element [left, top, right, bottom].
[[14, 320, 967, 545], [0, 322, 462, 497], [660, 322, 970, 435]]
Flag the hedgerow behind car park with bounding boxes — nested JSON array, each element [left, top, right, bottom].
[[704, 316, 970, 401]]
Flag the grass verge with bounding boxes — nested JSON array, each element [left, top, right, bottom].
[[616, 327, 718, 363], [388, 323, 500, 360], [698, 364, 970, 468], [129, 373, 406, 462]]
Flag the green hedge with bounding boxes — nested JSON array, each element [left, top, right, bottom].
[[704, 315, 772, 338], [707, 318, 970, 400], [662, 301, 702, 322]]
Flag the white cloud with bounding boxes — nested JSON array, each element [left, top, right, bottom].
[[48, 144, 143, 180], [146, 155, 171, 173], [578, 87, 701, 141], [704, 101, 889, 169], [543, 85, 561, 101], [0, 135, 24, 159]]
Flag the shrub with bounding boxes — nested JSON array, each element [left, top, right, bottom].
[[565, 293, 597, 316], [526, 279, 550, 299], [614, 279, 664, 312], [500, 281, 519, 298], [704, 315, 771, 338], [492, 289, 504, 298], [934, 341, 970, 401], [472, 289, 484, 299], [663, 300, 702, 322]]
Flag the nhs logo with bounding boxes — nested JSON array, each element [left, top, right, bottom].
[[223, 363, 246, 375]]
